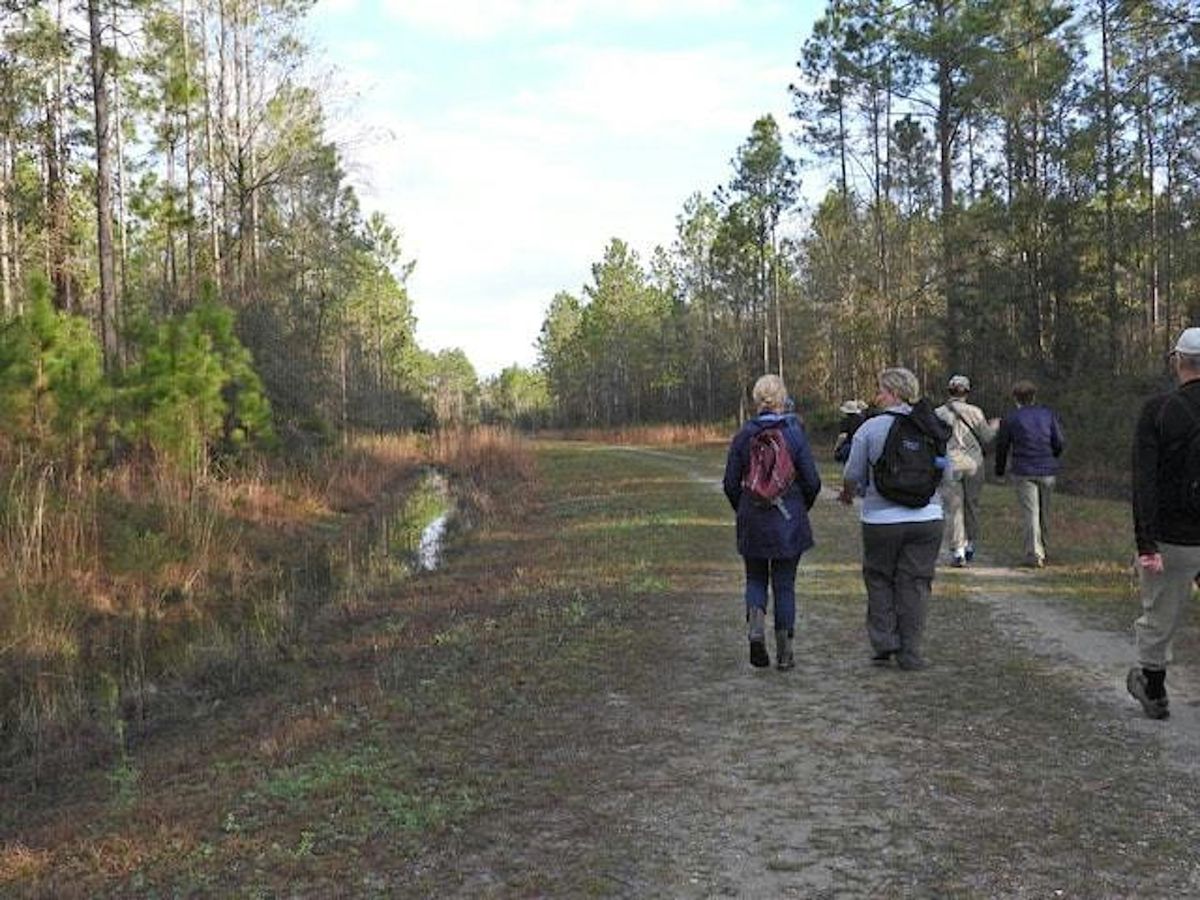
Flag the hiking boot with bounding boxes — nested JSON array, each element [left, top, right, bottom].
[[951, 551, 967, 568], [870, 649, 894, 667], [749, 638, 770, 668], [1023, 555, 1045, 569], [775, 629, 795, 670], [1126, 667, 1170, 720], [747, 605, 769, 666], [896, 654, 929, 671]]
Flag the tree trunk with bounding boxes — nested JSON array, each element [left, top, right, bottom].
[[1144, 62, 1159, 331], [936, 30, 959, 373], [936, 55, 955, 369], [112, 0, 129, 311], [244, 0, 260, 283], [8, 138, 19, 306], [200, 0, 223, 294], [1099, 0, 1120, 367], [182, 0, 196, 305], [47, 3, 71, 312], [88, 0, 119, 369], [0, 132, 11, 315]]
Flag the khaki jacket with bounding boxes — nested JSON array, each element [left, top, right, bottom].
[[935, 399, 996, 476]]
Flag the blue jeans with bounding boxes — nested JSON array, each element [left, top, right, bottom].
[[744, 556, 800, 634]]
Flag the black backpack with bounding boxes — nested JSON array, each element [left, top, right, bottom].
[[872, 398, 951, 508]]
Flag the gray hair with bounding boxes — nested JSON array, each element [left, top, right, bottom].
[[878, 367, 920, 403], [752, 373, 789, 413]]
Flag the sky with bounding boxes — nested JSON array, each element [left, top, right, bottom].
[[303, 0, 824, 378]]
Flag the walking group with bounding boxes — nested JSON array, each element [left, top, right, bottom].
[[722, 326, 1200, 720]]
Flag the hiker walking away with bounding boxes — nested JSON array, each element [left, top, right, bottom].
[[837, 367, 950, 670], [994, 380, 1064, 568], [935, 375, 998, 567], [723, 374, 822, 670], [833, 399, 869, 463], [1126, 327, 1200, 720]]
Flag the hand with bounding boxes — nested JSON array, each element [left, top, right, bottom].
[[837, 487, 855, 506], [1138, 553, 1164, 574]]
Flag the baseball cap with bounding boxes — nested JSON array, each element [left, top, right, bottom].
[[948, 374, 971, 392], [1173, 327, 1200, 356]]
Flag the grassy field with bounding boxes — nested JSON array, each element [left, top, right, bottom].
[[2, 432, 1193, 897]]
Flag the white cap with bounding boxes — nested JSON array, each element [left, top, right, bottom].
[[1174, 327, 1200, 355], [948, 374, 971, 392]]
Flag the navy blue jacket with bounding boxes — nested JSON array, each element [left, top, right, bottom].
[[995, 405, 1064, 477], [723, 414, 822, 559]]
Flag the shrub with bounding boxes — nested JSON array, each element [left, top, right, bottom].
[[0, 280, 108, 475], [120, 302, 275, 475]]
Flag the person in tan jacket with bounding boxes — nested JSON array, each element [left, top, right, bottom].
[[935, 375, 998, 567]]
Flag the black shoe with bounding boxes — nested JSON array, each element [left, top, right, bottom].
[[1127, 667, 1169, 719], [870, 650, 894, 666], [749, 638, 770, 668], [896, 654, 929, 671]]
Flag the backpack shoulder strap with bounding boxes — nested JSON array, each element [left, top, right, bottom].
[[947, 401, 985, 449]]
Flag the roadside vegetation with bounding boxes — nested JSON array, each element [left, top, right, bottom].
[[0, 424, 531, 786]]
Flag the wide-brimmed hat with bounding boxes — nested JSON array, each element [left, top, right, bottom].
[[948, 374, 971, 392], [839, 399, 867, 415], [1174, 327, 1200, 356]]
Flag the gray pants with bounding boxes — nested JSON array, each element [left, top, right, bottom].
[[1015, 475, 1055, 562], [1134, 542, 1200, 670], [942, 467, 984, 554], [862, 520, 942, 659]]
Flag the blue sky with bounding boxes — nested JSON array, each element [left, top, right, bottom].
[[304, 0, 824, 377]]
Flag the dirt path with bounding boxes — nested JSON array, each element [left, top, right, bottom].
[[543, 447, 1200, 898], [11, 442, 1200, 897]]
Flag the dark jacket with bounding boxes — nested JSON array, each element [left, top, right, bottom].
[[1133, 379, 1200, 553], [994, 405, 1064, 477], [833, 411, 867, 463], [723, 413, 821, 559]]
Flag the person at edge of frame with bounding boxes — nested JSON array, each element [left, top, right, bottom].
[[1126, 327, 1200, 720]]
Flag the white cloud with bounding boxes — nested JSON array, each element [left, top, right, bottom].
[[537, 43, 792, 138], [380, 0, 742, 40]]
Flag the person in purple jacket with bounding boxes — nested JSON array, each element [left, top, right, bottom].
[[994, 380, 1065, 567], [723, 374, 822, 670]]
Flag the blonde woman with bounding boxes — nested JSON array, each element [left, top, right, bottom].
[[723, 374, 822, 669]]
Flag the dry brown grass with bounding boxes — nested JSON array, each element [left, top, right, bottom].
[[0, 427, 534, 781], [539, 423, 731, 446], [427, 426, 536, 480]]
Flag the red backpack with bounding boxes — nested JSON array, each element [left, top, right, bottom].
[[741, 425, 796, 513]]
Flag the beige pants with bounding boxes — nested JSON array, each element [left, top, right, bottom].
[[1134, 542, 1200, 670], [1014, 476, 1054, 562], [942, 467, 984, 554]]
